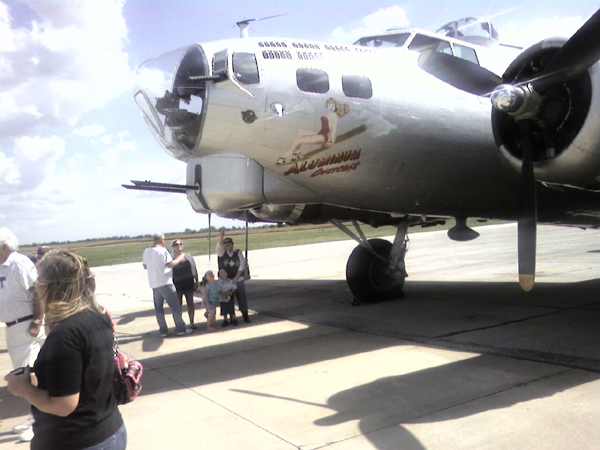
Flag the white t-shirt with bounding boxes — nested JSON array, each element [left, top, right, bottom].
[[142, 246, 174, 289], [0, 251, 37, 323]]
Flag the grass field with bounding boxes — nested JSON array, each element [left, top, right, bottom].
[[19, 220, 498, 267]]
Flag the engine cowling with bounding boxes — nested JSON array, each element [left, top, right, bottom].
[[492, 38, 600, 189]]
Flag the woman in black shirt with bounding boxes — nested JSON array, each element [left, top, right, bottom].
[[5, 250, 126, 450], [171, 239, 198, 329]]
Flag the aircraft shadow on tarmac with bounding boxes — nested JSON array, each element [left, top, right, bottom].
[[113, 277, 600, 372], [232, 355, 599, 450], [1, 278, 599, 448], [102, 278, 600, 449]]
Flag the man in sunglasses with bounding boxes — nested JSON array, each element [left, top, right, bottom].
[[216, 230, 251, 323]]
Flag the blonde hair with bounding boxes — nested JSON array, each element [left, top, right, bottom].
[[326, 98, 349, 118], [37, 250, 104, 331]]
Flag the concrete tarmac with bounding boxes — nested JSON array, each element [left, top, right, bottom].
[[1, 223, 600, 449]]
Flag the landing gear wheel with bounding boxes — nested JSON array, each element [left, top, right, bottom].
[[346, 238, 405, 303]]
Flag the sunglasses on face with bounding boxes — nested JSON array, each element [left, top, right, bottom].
[[172, 242, 183, 246]]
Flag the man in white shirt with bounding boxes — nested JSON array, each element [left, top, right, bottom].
[[0, 228, 46, 441], [143, 233, 193, 337]]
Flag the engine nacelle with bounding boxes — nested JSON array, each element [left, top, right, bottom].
[[186, 153, 266, 212], [493, 38, 600, 188], [185, 153, 319, 216]]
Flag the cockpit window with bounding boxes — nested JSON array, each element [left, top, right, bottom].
[[408, 34, 452, 55], [296, 68, 329, 94], [354, 33, 411, 48], [232, 52, 260, 84], [454, 44, 479, 64]]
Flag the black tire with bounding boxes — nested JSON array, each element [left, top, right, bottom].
[[345, 238, 405, 303]]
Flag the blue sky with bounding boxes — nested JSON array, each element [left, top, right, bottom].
[[1, 0, 599, 245]]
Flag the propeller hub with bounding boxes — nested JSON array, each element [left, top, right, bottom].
[[490, 84, 524, 112], [491, 83, 541, 121]]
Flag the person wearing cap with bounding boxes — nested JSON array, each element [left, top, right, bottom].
[[216, 230, 251, 323], [0, 228, 46, 442]]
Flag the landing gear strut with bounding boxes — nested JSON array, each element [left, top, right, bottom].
[[332, 219, 409, 304]]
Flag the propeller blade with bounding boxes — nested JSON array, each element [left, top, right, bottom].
[[517, 120, 537, 292], [418, 51, 502, 96], [514, 9, 600, 95], [530, 8, 600, 94], [208, 213, 212, 261]]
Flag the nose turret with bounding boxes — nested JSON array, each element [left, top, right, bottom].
[[134, 45, 209, 160]]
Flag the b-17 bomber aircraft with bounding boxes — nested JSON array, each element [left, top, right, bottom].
[[124, 12, 600, 302]]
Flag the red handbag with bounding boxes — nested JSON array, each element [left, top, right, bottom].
[[113, 349, 143, 404], [107, 311, 143, 404]]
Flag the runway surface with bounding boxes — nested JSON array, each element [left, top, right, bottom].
[[1, 223, 600, 449]]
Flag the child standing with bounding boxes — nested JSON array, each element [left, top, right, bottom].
[[217, 268, 238, 327], [201, 271, 219, 332]]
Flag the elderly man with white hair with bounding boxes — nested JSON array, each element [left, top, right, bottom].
[[0, 228, 46, 442]]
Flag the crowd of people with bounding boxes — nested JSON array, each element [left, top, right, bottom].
[[1, 228, 126, 449], [143, 230, 251, 336], [1, 226, 251, 448]]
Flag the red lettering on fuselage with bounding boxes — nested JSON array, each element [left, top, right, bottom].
[[284, 148, 361, 177]]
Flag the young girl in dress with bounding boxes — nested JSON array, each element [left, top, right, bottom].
[[201, 271, 218, 332]]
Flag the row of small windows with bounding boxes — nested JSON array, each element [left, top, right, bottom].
[[323, 44, 351, 52], [297, 68, 373, 99], [258, 41, 323, 50], [298, 52, 323, 61], [292, 42, 320, 50], [262, 50, 293, 60], [259, 41, 287, 48], [261, 51, 324, 61]]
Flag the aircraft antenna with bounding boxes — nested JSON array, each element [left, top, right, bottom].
[[236, 13, 287, 38]]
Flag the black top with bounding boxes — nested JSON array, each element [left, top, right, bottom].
[[172, 256, 194, 283], [32, 309, 123, 450], [218, 249, 241, 279]]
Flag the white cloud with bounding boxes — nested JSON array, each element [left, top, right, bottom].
[[67, 152, 85, 169], [0, 0, 134, 138], [0, 151, 20, 185], [99, 130, 137, 167], [331, 6, 410, 43], [100, 134, 113, 145], [73, 124, 105, 137], [0, 135, 65, 192], [1, 153, 203, 244]]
